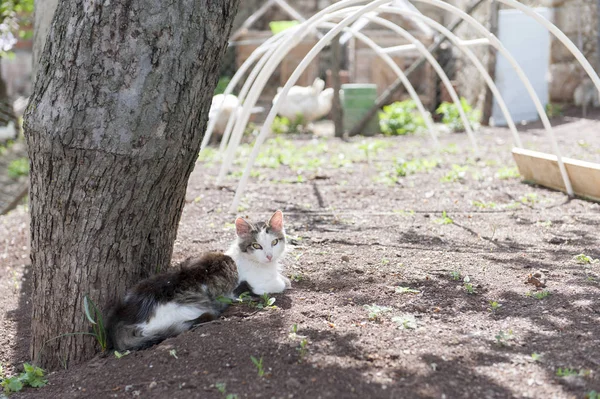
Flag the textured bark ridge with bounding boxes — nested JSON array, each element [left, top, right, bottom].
[[23, 0, 240, 369]]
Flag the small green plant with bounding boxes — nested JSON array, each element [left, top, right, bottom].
[[520, 193, 538, 206], [488, 300, 502, 312], [435, 97, 481, 132], [463, 276, 476, 294], [297, 339, 309, 362], [217, 292, 275, 310], [464, 283, 475, 294], [379, 100, 426, 136], [271, 114, 305, 134], [392, 315, 417, 330], [1, 363, 47, 394], [7, 158, 29, 179], [214, 76, 231, 95], [574, 253, 599, 265], [114, 350, 130, 359], [395, 286, 420, 294], [393, 209, 416, 217], [529, 290, 550, 300], [364, 304, 392, 321], [441, 164, 468, 183], [537, 220, 552, 228], [83, 295, 108, 351], [378, 158, 438, 185], [471, 200, 497, 209], [250, 356, 265, 378], [198, 147, 218, 163], [530, 353, 542, 362], [169, 349, 178, 359], [450, 271, 461, 281], [545, 102, 563, 118], [496, 166, 520, 180], [586, 390, 599, 399], [356, 139, 390, 163], [495, 330, 514, 346], [256, 293, 276, 309], [435, 211, 454, 225], [555, 367, 579, 377], [215, 382, 239, 399], [290, 273, 304, 282]]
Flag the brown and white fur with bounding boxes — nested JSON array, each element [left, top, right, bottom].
[[226, 210, 290, 295]]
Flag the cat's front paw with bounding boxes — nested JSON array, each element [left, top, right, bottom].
[[282, 275, 292, 289]]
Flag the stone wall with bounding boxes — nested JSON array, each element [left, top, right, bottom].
[[449, 0, 599, 105], [544, 0, 598, 102]]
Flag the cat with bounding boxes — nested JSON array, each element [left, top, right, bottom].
[[226, 210, 291, 295], [106, 252, 238, 351]]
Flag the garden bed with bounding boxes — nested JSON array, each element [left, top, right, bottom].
[[1, 108, 600, 398]]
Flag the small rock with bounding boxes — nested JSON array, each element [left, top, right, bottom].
[[286, 377, 301, 389], [413, 305, 427, 313], [149, 381, 157, 389], [560, 375, 585, 388], [341, 255, 350, 262], [158, 343, 174, 351], [548, 237, 566, 245], [526, 270, 547, 288]]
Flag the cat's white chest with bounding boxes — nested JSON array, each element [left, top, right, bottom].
[[228, 250, 288, 294]]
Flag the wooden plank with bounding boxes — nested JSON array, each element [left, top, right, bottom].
[[512, 147, 600, 202]]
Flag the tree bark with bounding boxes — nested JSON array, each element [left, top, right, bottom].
[[32, 0, 59, 79], [23, 0, 240, 369]]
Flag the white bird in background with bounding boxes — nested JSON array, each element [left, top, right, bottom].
[[208, 94, 264, 144], [0, 96, 25, 142], [209, 94, 240, 136], [0, 120, 16, 142], [273, 78, 335, 123]]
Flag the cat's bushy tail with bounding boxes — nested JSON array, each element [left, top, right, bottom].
[[105, 296, 171, 351], [106, 321, 177, 351], [107, 323, 143, 351]]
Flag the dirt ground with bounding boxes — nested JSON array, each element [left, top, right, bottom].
[[1, 108, 600, 398]]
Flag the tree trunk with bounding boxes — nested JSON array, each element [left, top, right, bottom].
[[32, 0, 59, 79], [23, 0, 240, 369]]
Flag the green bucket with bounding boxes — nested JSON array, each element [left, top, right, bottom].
[[342, 84, 380, 136]]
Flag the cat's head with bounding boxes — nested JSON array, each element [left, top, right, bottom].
[[234, 210, 286, 264]]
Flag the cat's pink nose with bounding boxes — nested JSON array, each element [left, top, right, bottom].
[[266, 254, 273, 261]]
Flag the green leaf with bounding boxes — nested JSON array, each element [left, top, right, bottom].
[[83, 296, 97, 325], [216, 296, 233, 304], [267, 297, 276, 306], [3, 377, 24, 393], [395, 286, 420, 294]]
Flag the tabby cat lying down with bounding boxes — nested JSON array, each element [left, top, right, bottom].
[[106, 253, 238, 351]]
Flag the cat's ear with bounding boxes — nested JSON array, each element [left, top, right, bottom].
[[268, 210, 284, 233], [235, 217, 252, 238]]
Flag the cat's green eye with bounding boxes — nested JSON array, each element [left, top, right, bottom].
[[271, 239, 278, 246], [251, 243, 262, 250]]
